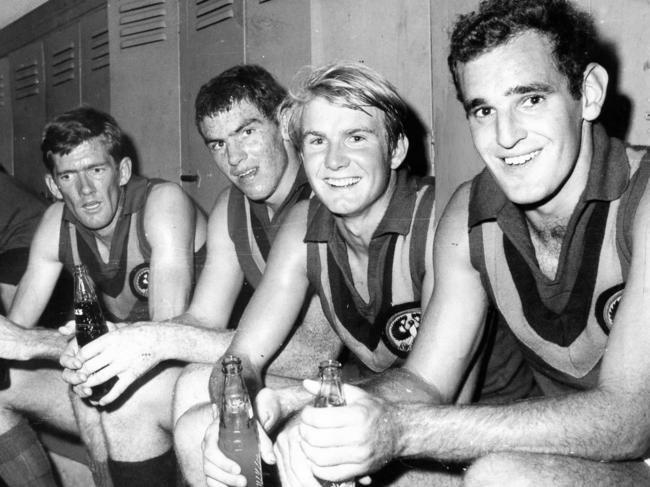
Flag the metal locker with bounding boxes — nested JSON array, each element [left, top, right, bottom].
[[80, 6, 110, 113], [179, 0, 245, 212], [45, 23, 81, 120], [0, 57, 13, 175], [10, 40, 47, 197]]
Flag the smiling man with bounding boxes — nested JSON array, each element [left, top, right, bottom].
[[176, 61, 533, 487], [276, 1, 650, 485], [0, 106, 207, 487]]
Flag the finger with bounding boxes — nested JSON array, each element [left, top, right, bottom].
[[311, 462, 361, 485], [203, 457, 246, 487], [58, 321, 76, 336], [341, 383, 368, 402], [359, 475, 373, 485], [96, 373, 131, 406], [72, 384, 92, 398], [59, 351, 82, 370], [105, 321, 118, 332], [255, 388, 278, 430], [78, 351, 113, 376], [257, 421, 276, 465], [61, 368, 88, 386], [302, 442, 366, 468]]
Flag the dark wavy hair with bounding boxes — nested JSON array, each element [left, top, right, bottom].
[[194, 64, 287, 130], [448, 0, 597, 102], [41, 106, 124, 174]]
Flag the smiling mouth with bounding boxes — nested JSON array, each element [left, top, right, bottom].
[[324, 177, 361, 188], [503, 150, 541, 166]]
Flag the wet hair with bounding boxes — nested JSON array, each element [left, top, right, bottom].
[[194, 64, 287, 129], [41, 106, 124, 173], [448, 0, 598, 102], [284, 61, 408, 154]]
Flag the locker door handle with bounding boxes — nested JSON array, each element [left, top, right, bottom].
[[180, 174, 200, 183]]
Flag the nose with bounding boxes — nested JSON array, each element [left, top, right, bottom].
[[77, 172, 95, 195], [496, 111, 526, 149], [226, 140, 245, 166], [324, 141, 350, 171]]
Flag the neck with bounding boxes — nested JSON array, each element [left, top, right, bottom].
[[94, 188, 125, 245], [335, 171, 398, 251], [265, 144, 301, 216]]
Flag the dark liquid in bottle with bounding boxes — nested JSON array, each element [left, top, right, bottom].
[[74, 300, 118, 401]]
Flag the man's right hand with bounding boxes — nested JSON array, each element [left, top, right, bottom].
[[202, 405, 273, 487]]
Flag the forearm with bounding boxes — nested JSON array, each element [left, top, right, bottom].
[[393, 388, 647, 463], [0, 319, 68, 361], [148, 321, 236, 364], [361, 367, 444, 403]]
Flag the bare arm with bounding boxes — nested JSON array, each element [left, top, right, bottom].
[[4, 204, 69, 360], [385, 181, 650, 463]]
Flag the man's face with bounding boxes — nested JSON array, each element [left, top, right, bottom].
[[300, 97, 402, 219], [458, 31, 585, 209], [47, 138, 129, 233], [199, 100, 288, 203]]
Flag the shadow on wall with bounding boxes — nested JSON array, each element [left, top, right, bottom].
[[402, 103, 431, 177], [595, 37, 632, 140]]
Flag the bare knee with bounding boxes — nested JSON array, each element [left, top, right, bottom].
[[464, 452, 538, 487], [173, 363, 212, 424], [174, 402, 213, 478]]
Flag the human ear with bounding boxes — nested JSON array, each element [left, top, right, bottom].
[[45, 174, 63, 200], [118, 157, 132, 186], [581, 63, 609, 122], [390, 134, 409, 170]]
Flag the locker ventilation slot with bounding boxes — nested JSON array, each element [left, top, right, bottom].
[[119, 0, 168, 49], [90, 27, 110, 71], [51, 43, 76, 87], [14, 62, 40, 100], [195, 0, 234, 31]]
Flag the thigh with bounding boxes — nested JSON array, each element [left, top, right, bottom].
[[173, 362, 213, 425], [1, 360, 77, 434], [465, 452, 650, 487]]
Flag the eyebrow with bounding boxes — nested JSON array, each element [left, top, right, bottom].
[[204, 117, 262, 144], [464, 82, 555, 114], [302, 126, 378, 139], [56, 161, 109, 176]]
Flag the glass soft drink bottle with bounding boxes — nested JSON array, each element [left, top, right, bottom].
[[314, 360, 355, 487], [214, 355, 264, 487], [73, 264, 117, 401]]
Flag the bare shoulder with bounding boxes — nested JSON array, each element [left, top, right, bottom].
[[435, 181, 472, 251]]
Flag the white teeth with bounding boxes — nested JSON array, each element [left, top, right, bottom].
[[325, 177, 360, 188], [239, 168, 256, 178], [504, 150, 540, 166]]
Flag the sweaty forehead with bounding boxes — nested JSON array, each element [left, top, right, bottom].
[[200, 100, 272, 135], [302, 97, 385, 132], [53, 139, 113, 171], [459, 31, 563, 102]]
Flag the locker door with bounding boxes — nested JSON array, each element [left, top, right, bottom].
[[0, 57, 13, 175], [81, 6, 110, 112], [10, 41, 47, 197], [578, 0, 650, 145], [108, 0, 181, 181], [245, 0, 310, 87], [311, 0, 433, 178], [45, 23, 81, 119], [179, 0, 244, 212]]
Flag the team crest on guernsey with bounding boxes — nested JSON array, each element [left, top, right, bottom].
[[382, 302, 421, 358], [595, 283, 624, 333], [129, 263, 150, 301]]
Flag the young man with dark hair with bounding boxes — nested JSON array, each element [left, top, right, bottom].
[[0, 106, 208, 487], [277, 1, 650, 485]]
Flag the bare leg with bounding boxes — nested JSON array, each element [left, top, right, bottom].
[[69, 391, 113, 487], [464, 452, 650, 487], [0, 361, 78, 487], [174, 402, 213, 487]]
